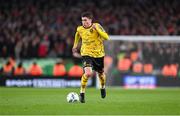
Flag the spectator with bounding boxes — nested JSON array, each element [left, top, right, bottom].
[[53, 59, 66, 76], [28, 62, 43, 76], [14, 62, 26, 75], [68, 62, 83, 77], [2, 60, 14, 75]]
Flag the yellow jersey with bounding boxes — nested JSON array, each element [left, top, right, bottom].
[[73, 23, 109, 58]]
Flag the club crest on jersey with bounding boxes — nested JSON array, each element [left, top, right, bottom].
[[90, 28, 93, 33]]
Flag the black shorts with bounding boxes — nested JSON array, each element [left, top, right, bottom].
[[82, 56, 104, 73]]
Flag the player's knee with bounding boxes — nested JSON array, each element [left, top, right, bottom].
[[84, 71, 93, 77], [84, 68, 93, 77], [84, 67, 93, 77]]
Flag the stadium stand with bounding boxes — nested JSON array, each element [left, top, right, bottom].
[[0, 0, 180, 58], [0, 0, 179, 77]]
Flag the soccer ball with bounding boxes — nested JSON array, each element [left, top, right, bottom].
[[66, 92, 79, 103]]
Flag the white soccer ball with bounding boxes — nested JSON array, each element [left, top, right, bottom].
[[66, 92, 79, 103]]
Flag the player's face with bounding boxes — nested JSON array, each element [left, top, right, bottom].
[[81, 17, 92, 28]]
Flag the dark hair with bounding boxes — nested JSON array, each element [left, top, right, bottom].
[[18, 62, 23, 67], [81, 11, 93, 19]]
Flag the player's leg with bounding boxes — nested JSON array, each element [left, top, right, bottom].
[[94, 57, 106, 98], [97, 71, 106, 98], [80, 57, 93, 103], [80, 67, 93, 103], [80, 67, 93, 93]]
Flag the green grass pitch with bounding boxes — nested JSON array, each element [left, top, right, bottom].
[[0, 87, 180, 115]]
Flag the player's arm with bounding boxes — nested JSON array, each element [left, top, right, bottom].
[[73, 31, 80, 49], [72, 31, 81, 58], [93, 24, 109, 40]]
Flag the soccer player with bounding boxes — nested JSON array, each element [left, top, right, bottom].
[[72, 11, 109, 103]]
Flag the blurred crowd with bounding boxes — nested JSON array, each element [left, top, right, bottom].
[[113, 42, 180, 76], [0, 0, 180, 75], [114, 42, 180, 67], [0, 0, 180, 59]]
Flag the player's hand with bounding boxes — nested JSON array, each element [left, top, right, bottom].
[[72, 48, 81, 58], [73, 52, 81, 58], [72, 48, 78, 53]]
